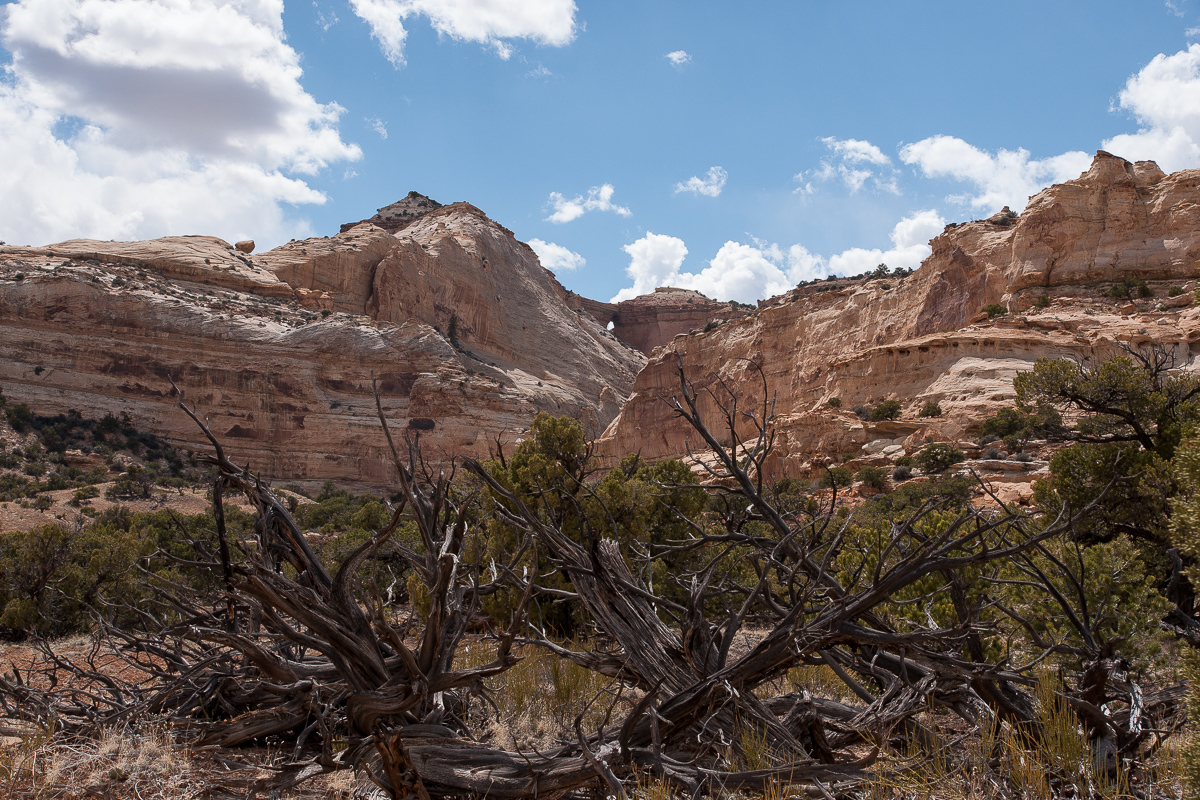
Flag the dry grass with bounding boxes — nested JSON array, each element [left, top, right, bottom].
[[1, 724, 202, 798], [467, 640, 616, 749]]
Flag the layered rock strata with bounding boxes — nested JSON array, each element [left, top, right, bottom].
[[565, 287, 746, 354], [597, 152, 1200, 478], [0, 202, 643, 485]]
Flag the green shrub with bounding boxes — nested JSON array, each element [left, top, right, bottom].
[[851, 404, 870, 421], [894, 455, 914, 468], [818, 466, 853, 489], [856, 466, 888, 491], [6, 403, 34, 432], [915, 442, 965, 474], [826, 397, 841, 408], [1168, 286, 1184, 298], [982, 303, 1007, 318], [70, 485, 100, 506], [917, 401, 942, 418], [1105, 277, 1151, 299], [892, 465, 913, 481], [870, 400, 902, 421], [1035, 294, 1051, 308]]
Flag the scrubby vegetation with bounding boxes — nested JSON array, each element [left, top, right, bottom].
[[1107, 276, 1153, 300], [0, 388, 211, 509], [3, 347, 1200, 799]]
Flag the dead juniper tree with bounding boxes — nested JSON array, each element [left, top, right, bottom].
[[0, 365, 1185, 799]]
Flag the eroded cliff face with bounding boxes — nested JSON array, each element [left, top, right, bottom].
[[564, 287, 746, 354], [596, 151, 1200, 478], [0, 201, 644, 485]]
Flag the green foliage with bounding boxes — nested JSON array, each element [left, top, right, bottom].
[[5, 403, 33, 433], [851, 404, 870, 421], [1035, 443, 1172, 545], [978, 405, 1064, 451], [1106, 277, 1152, 299], [70, 485, 100, 506], [1169, 437, 1200, 587], [870, 399, 902, 421], [917, 401, 942, 418], [1168, 286, 1185, 298], [1014, 353, 1200, 460], [105, 467, 153, 500], [855, 466, 888, 491], [293, 482, 386, 533], [0, 507, 255, 638], [478, 414, 707, 633], [1035, 294, 1051, 308], [915, 442, 964, 474], [982, 303, 1007, 318], [999, 534, 1171, 671], [892, 465, 913, 482], [826, 397, 841, 408], [818, 466, 853, 489]]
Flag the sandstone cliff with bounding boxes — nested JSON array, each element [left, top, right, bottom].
[[0, 201, 644, 485], [565, 287, 746, 354], [596, 152, 1200, 484]]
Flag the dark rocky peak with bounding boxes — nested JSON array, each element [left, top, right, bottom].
[[340, 191, 443, 234]]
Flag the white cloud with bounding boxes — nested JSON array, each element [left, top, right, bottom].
[[611, 210, 945, 305], [314, 2, 338, 31], [674, 166, 727, 197], [348, 0, 578, 66], [528, 238, 585, 272], [800, 136, 899, 195], [665, 50, 691, 67], [900, 136, 1090, 212], [0, 0, 360, 248], [545, 184, 632, 223], [367, 118, 388, 139], [825, 209, 945, 276], [820, 136, 890, 166], [526, 63, 552, 78], [1102, 44, 1200, 171], [611, 233, 688, 301]]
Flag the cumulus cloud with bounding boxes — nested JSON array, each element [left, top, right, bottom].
[[665, 50, 691, 67], [821, 136, 890, 165], [611, 233, 689, 301], [528, 238, 585, 272], [611, 210, 945, 305], [900, 136, 1090, 212], [0, 0, 360, 247], [1102, 43, 1200, 172], [349, 0, 578, 65], [825, 209, 945, 276], [798, 136, 899, 195], [545, 184, 632, 223], [674, 166, 727, 197]]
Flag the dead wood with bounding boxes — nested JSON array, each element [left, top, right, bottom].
[[0, 366, 1185, 799]]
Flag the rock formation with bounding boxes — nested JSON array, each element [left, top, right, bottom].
[[596, 152, 1200, 488], [340, 191, 444, 234], [565, 287, 746, 354], [0, 200, 643, 485]]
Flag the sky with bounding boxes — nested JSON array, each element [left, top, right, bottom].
[[2, 1, 1199, 304]]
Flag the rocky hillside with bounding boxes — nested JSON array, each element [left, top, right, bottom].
[[0, 200, 644, 485], [596, 151, 1200, 499]]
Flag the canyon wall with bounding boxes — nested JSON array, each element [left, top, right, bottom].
[[596, 152, 1200, 476], [0, 200, 644, 485]]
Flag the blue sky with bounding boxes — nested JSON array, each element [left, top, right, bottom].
[[1, 1, 1198, 303]]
